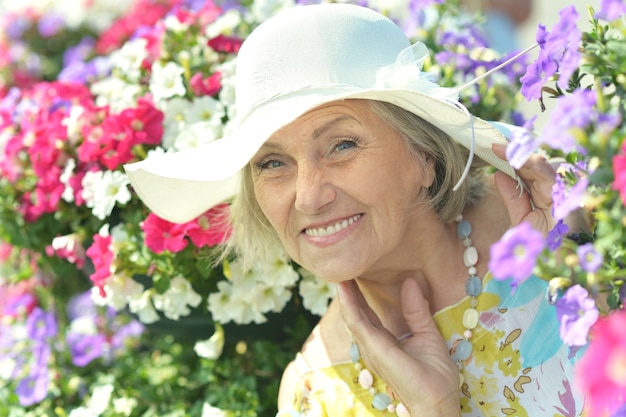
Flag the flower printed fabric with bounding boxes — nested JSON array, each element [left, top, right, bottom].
[[277, 274, 585, 417]]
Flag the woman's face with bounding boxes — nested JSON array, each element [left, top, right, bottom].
[[250, 100, 434, 282]]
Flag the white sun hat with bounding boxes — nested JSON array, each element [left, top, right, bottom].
[[124, 3, 518, 224]]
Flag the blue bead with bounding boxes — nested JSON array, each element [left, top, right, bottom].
[[456, 219, 472, 239], [372, 393, 392, 410], [453, 339, 472, 361], [465, 275, 483, 297], [350, 343, 360, 363]]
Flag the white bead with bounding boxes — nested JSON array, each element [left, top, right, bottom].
[[396, 403, 410, 417], [358, 369, 373, 389], [463, 246, 478, 267], [468, 266, 477, 275]]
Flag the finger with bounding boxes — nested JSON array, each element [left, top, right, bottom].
[[401, 278, 440, 338], [494, 170, 533, 226], [337, 280, 384, 339]]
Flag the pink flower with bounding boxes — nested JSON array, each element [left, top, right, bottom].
[[183, 204, 231, 247], [190, 72, 221, 97], [46, 234, 86, 268], [85, 233, 114, 296], [207, 34, 244, 53], [576, 309, 626, 417], [142, 213, 188, 254], [118, 97, 164, 147], [613, 151, 626, 203]]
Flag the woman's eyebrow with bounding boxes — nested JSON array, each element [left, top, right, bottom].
[[312, 115, 355, 139]]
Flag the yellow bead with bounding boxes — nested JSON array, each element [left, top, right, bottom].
[[462, 308, 479, 329]]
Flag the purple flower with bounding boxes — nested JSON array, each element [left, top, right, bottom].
[[506, 116, 538, 169], [67, 291, 98, 321], [552, 165, 589, 221], [596, 0, 626, 21], [111, 321, 145, 351], [26, 307, 58, 341], [37, 13, 65, 37], [520, 6, 581, 100], [15, 368, 48, 406], [540, 89, 596, 154], [67, 332, 106, 367], [489, 222, 546, 288], [555, 284, 599, 346], [578, 243, 603, 272], [547, 220, 569, 251]]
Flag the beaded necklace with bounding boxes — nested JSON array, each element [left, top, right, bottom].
[[349, 214, 483, 415]]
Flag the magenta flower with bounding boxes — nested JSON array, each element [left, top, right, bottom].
[[613, 150, 626, 203], [578, 243, 603, 273], [596, 0, 626, 21], [183, 204, 232, 248], [576, 309, 626, 417], [85, 232, 114, 295], [142, 213, 189, 254], [555, 284, 599, 346], [489, 222, 546, 288]]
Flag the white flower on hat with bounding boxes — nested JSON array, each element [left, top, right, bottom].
[[149, 61, 186, 104], [374, 42, 457, 101]]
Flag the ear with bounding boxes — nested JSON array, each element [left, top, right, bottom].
[[416, 152, 436, 189]]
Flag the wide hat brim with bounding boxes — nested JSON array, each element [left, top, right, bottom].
[[124, 86, 516, 224]]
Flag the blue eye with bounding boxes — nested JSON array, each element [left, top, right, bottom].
[[255, 159, 284, 170], [334, 139, 358, 151]]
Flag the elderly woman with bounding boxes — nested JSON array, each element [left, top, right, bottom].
[[126, 4, 584, 417]]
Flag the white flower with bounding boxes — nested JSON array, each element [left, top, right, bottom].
[[112, 397, 138, 417], [298, 271, 336, 316], [61, 104, 85, 144], [187, 96, 225, 127], [91, 76, 141, 113], [128, 289, 161, 324], [82, 170, 132, 220], [87, 383, 114, 416], [254, 283, 292, 313], [248, 0, 296, 23], [194, 324, 225, 360], [152, 276, 202, 320], [68, 407, 98, 417], [202, 402, 228, 417], [101, 275, 145, 311], [61, 158, 77, 202], [163, 13, 189, 32], [205, 8, 242, 38], [149, 61, 186, 104], [0, 356, 16, 380], [161, 97, 192, 149], [69, 316, 98, 336], [110, 38, 149, 82], [172, 121, 219, 151]]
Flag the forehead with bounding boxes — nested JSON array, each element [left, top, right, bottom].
[[266, 99, 382, 142]]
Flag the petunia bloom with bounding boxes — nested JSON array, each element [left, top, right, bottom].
[[489, 222, 546, 288], [576, 309, 626, 417], [555, 284, 599, 346]]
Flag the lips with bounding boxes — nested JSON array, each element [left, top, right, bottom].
[[303, 214, 361, 237]]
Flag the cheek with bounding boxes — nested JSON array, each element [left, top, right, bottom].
[[254, 182, 291, 232]]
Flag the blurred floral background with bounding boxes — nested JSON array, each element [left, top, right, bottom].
[[0, 0, 624, 416]]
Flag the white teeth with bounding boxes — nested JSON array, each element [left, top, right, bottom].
[[305, 215, 360, 237]]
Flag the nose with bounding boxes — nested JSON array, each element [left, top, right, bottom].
[[294, 161, 336, 214]]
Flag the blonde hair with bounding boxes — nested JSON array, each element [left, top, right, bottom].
[[221, 99, 488, 269]]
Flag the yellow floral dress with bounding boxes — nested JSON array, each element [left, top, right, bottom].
[[276, 274, 586, 417]]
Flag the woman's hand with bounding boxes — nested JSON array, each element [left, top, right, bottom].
[[493, 143, 557, 234], [338, 278, 461, 417]]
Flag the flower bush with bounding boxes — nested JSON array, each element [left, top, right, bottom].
[[0, 0, 624, 415]]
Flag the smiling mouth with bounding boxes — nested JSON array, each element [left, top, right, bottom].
[[304, 214, 361, 237]]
